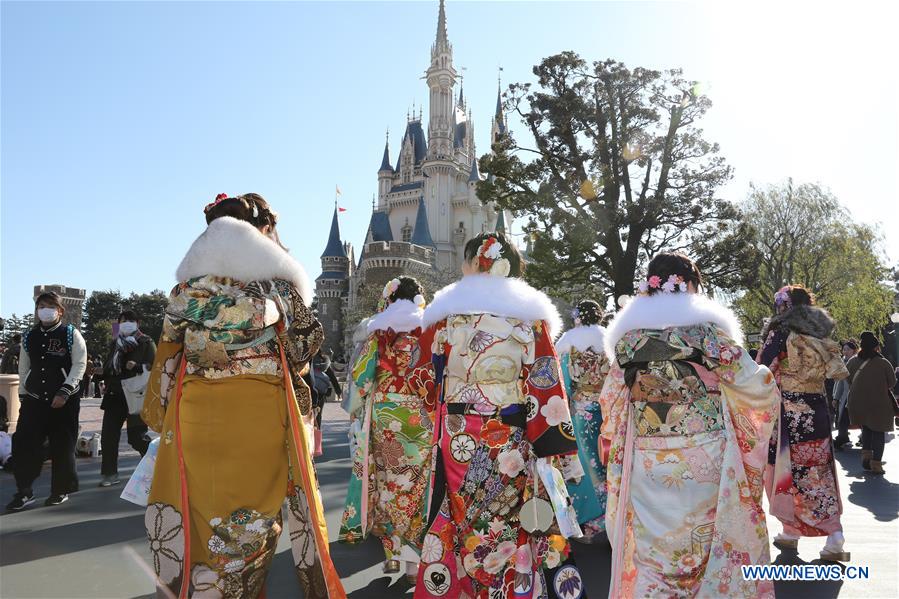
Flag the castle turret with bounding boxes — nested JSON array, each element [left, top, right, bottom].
[[316, 204, 351, 355], [378, 134, 393, 207]]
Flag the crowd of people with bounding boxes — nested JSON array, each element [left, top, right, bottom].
[[2, 191, 897, 599]]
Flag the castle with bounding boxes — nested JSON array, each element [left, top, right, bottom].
[[315, 0, 510, 356]]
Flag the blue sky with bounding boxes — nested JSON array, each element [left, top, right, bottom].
[[3, 1, 897, 318]]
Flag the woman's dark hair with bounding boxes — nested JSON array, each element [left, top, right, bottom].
[[645, 252, 702, 294], [859, 331, 881, 359], [574, 299, 603, 326], [463, 231, 524, 278], [34, 291, 64, 312], [781, 284, 815, 307], [841, 339, 858, 351], [388, 276, 424, 305], [204, 193, 278, 230], [118, 310, 140, 323]]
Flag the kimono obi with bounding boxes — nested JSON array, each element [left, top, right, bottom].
[[442, 313, 535, 411], [616, 326, 727, 438], [373, 330, 425, 398], [164, 275, 285, 379], [569, 348, 609, 388], [776, 332, 844, 394]]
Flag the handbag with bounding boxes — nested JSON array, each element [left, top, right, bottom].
[[121, 366, 150, 415], [519, 467, 554, 535]]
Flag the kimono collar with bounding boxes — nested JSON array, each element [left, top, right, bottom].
[[604, 292, 743, 357], [175, 216, 312, 306], [556, 325, 606, 355], [367, 299, 424, 334], [422, 274, 562, 339]]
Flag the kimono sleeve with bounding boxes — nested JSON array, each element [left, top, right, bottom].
[[524, 320, 578, 459], [757, 328, 787, 370], [714, 331, 780, 503], [560, 352, 574, 400], [598, 360, 630, 467], [142, 310, 185, 432], [348, 334, 378, 421]]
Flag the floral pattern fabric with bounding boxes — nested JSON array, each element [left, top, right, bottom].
[[414, 315, 584, 599], [759, 329, 846, 536], [560, 347, 610, 541], [600, 324, 779, 598], [339, 329, 436, 564]]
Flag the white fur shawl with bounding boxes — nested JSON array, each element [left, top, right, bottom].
[[175, 217, 312, 306], [367, 299, 424, 334], [604, 292, 743, 357], [421, 274, 563, 339], [556, 325, 606, 355]]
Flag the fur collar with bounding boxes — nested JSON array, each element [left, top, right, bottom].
[[422, 274, 563, 338], [367, 300, 424, 334], [175, 217, 312, 306], [764, 305, 835, 340], [556, 325, 606, 355], [604, 292, 743, 357]]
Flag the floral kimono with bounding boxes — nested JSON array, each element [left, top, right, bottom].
[[557, 324, 610, 541], [758, 305, 849, 537], [339, 299, 436, 564], [141, 217, 345, 599], [600, 293, 779, 598], [413, 274, 585, 599]]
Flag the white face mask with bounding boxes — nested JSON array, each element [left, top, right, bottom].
[[119, 321, 138, 336], [37, 308, 59, 324]]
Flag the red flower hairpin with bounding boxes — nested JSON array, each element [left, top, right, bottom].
[[204, 193, 230, 213]]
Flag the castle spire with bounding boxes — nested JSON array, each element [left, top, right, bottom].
[[434, 0, 449, 54], [320, 204, 347, 258], [379, 130, 392, 172], [411, 197, 435, 247]]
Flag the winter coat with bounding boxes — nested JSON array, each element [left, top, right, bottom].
[[847, 354, 897, 432]]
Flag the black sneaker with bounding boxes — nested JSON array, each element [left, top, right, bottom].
[[6, 493, 36, 511], [44, 494, 69, 506]]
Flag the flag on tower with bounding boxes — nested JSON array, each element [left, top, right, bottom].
[[338, 206, 347, 213]]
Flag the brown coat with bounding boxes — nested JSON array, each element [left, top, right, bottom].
[[847, 354, 897, 432]]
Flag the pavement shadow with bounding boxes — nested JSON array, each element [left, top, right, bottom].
[[832, 446, 899, 522], [771, 549, 844, 598], [0, 513, 144, 567]]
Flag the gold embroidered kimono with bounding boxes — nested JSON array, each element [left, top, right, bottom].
[[142, 272, 345, 599]]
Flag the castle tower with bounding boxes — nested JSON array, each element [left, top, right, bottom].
[[315, 205, 351, 355], [491, 80, 508, 147]]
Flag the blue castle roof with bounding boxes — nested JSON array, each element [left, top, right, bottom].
[[411, 197, 435, 247], [379, 139, 393, 172], [404, 120, 428, 165], [320, 205, 347, 259], [368, 210, 393, 242]]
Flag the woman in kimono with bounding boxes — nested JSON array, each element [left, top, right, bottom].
[[758, 285, 850, 560], [414, 232, 585, 599], [142, 194, 345, 599], [600, 252, 780, 598], [339, 276, 435, 582], [556, 299, 610, 542]]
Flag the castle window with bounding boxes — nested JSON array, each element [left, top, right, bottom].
[[332, 321, 339, 332], [402, 225, 412, 243], [321, 303, 327, 315]]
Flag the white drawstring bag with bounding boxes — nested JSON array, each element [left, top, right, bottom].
[[121, 437, 160, 507], [121, 366, 150, 414]]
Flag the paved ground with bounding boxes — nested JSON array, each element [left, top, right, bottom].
[[1, 401, 897, 598]]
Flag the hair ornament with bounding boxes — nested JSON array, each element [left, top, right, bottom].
[[413, 294, 426, 309], [204, 193, 230, 214], [477, 236, 511, 277], [774, 286, 792, 309], [637, 274, 687, 295]]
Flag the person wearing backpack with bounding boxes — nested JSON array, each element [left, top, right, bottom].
[[6, 291, 87, 511], [97, 310, 155, 487]]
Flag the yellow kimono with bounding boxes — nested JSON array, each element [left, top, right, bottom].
[[141, 216, 345, 599]]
